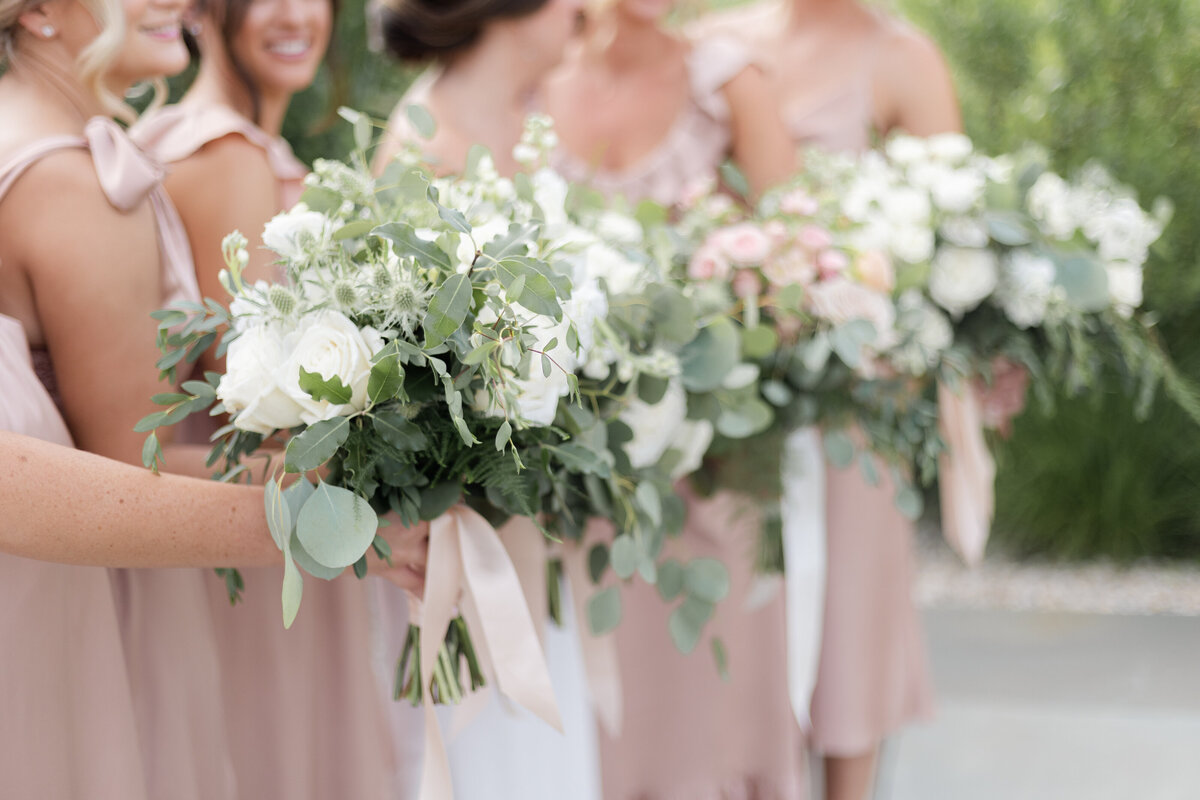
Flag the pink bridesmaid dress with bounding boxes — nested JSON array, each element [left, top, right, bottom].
[[0, 119, 234, 799], [0, 317, 148, 800], [134, 103, 397, 800], [554, 36, 807, 800], [784, 15, 936, 757]]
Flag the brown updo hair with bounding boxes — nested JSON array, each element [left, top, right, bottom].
[[379, 0, 550, 63]]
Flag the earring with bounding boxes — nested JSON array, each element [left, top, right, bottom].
[[186, 21, 202, 36], [40, 24, 55, 37]]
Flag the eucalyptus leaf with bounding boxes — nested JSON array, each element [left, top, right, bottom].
[[679, 317, 741, 393], [656, 559, 685, 601], [684, 558, 730, 604], [635, 482, 662, 528], [716, 399, 773, 439], [668, 595, 714, 655], [285, 417, 350, 473], [587, 586, 622, 636], [280, 543, 304, 629], [823, 429, 856, 469], [895, 485, 925, 521], [831, 319, 877, 369], [295, 482, 379, 569], [742, 325, 780, 360], [405, 103, 437, 139], [264, 479, 291, 552], [289, 531, 346, 580], [495, 419, 513, 452], [587, 543, 609, 584], [610, 536, 639, 580]]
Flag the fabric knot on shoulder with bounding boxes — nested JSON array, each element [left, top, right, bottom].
[[83, 117, 166, 213]]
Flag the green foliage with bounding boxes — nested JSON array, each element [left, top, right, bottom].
[[897, 0, 1200, 559]]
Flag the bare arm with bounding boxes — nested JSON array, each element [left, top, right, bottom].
[[0, 430, 279, 567], [723, 64, 799, 198], [875, 26, 963, 137]]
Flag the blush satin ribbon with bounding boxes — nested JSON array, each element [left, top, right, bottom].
[[937, 381, 996, 567], [411, 505, 562, 800]]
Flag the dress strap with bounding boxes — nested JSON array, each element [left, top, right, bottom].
[[0, 135, 87, 206], [0, 118, 164, 213], [686, 34, 755, 122]]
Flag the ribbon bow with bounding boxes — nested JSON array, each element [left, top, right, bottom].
[[413, 504, 563, 800], [83, 118, 166, 213]]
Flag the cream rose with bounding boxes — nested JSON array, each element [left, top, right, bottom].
[[928, 246, 1000, 318], [620, 380, 687, 470], [280, 310, 386, 425], [711, 223, 773, 267], [855, 250, 896, 293], [218, 322, 307, 435], [261, 204, 333, 263]]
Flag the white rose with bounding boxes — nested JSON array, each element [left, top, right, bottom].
[[262, 204, 332, 262], [939, 216, 991, 248], [218, 322, 307, 435], [928, 246, 1000, 318], [585, 241, 644, 295], [881, 186, 932, 227], [279, 310, 386, 425], [1086, 197, 1161, 266], [926, 133, 974, 163], [885, 135, 930, 166], [669, 419, 714, 479], [1106, 262, 1143, 318], [620, 380, 687, 469], [594, 211, 644, 246], [930, 168, 986, 214], [890, 224, 936, 264], [562, 276, 608, 357], [995, 251, 1057, 329], [1027, 173, 1077, 240], [890, 290, 953, 375]]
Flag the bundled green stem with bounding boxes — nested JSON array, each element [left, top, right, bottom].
[[394, 617, 487, 706]]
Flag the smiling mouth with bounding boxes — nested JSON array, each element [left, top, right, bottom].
[[140, 22, 182, 39], [267, 39, 313, 57]]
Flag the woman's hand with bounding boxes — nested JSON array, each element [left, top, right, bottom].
[[974, 357, 1029, 437], [372, 514, 430, 595]]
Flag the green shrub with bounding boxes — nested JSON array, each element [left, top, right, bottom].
[[899, 0, 1200, 560]]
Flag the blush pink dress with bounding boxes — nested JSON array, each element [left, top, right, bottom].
[[0, 117, 234, 799], [784, 16, 937, 757], [554, 36, 808, 800], [133, 102, 397, 800]]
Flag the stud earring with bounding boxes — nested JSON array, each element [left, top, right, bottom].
[[186, 21, 202, 36], [40, 24, 55, 37]]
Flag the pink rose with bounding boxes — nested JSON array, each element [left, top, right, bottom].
[[764, 219, 789, 246], [780, 190, 820, 218], [732, 269, 763, 299], [762, 246, 817, 289], [687, 244, 732, 281], [817, 249, 850, 279], [806, 278, 897, 350], [855, 250, 896, 293], [797, 224, 834, 252], [679, 177, 716, 210], [711, 223, 773, 266]]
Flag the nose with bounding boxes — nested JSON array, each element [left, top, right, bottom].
[[275, 0, 309, 26], [151, 0, 190, 17]]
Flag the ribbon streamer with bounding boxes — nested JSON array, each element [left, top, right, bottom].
[[413, 505, 562, 800], [937, 381, 996, 567], [780, 426, 828, 731]]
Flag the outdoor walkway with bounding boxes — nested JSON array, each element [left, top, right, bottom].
[[877, 541, 1200, 799]]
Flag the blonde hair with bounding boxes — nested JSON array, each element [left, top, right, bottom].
[[1, 0, 153, 124]]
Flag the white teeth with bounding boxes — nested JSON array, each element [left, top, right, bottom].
[[142, 24, 179, 35], [268, 40, 310, 56]]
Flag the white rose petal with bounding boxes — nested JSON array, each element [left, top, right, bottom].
[[280, 310, 385, 425], [890, 224, 936, 265], [218, 322, 307, 435], [620, 381, 687, 469], [928, 246, 1000, 318], [669, 419, 715, 480], [1106, 262, 1143, 318], [995, 251, 1057, 329], [262, 204, 333, 262], [927, 133, 975, 163]]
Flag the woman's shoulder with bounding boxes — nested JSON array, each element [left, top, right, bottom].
[[872, 13, 952, 80], [136, 102, 302, 178]]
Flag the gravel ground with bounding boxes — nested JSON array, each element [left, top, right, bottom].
[[914, 527, 1200, 617]]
